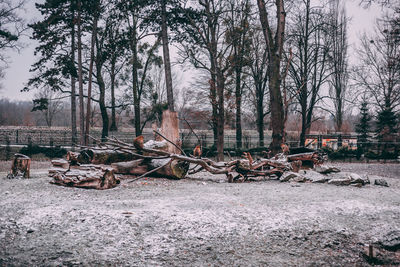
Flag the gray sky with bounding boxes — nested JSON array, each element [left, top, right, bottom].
[[0, 0, 384, 102]]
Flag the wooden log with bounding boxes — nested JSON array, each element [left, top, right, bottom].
[[51, 159, 69, 169], [128, 158, 189, 179], [111, 159, 144, 174], [287, 152, 316, 161], [10, 153, 31, 178], [50, 166, 119, 190], [78, 148, 136, 164], [287, 152, 320, 168]]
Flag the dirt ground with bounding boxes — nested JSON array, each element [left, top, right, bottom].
[[0, 162, 399, 266]]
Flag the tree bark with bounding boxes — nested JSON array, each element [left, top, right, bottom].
[[130, 16, 141, 136], [161, 0, 174, 111], [111, 159, 144, 174], [97, 66, 109, 142], [216, 69, 225, 161], [84, 1, 99, 145], [77, 0, 85, 145], [257, 0, 286, 154], [77, 149, 135, 165], [110, 55, 118, 131], [112, 158, 188, 179], [256, 87, 265, 147], [70, 3, 77, 146], [159, 110, 181, 154], [235, 67, 242, 149], [50, 166, 119, 190]]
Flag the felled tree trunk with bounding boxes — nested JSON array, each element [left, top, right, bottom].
[[10, 153, 31, 178], [112, 158, 189, 179], [78, 148, 135, 164], [49, 165, 119, 190], [287, 152, 322, 168], [111, 159, 144, 174]]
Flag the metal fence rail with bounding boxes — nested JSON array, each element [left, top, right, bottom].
[[0, 128, 273, 149], [0, 128, 399, 154]]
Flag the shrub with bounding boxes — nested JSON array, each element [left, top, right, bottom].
[[19, 144, 67, 158]]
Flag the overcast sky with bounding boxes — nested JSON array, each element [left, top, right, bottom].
[[0, 0, 384, 102]]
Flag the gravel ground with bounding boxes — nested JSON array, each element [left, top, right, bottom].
[[0, 162, 399, 266]]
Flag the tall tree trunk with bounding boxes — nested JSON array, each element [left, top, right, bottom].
[[268, 55, 285, 153], [161, 0, 174, 111], [96, 60, 109, 141], [256, 87, 265, 147], [131, 22, 141, 136], [209, 75, 218, 149], [216, 69, 225, 161], [336, 98, 343, 131], [70, 5, 77, 146], [299, 105, 307, 146], [207, 1, 218, 151], [257, 0, 286, 154], [109, 56, 118, 131], [77, 0, 85, 145], [298, 0, 310, 147], [235, 67, 242, 149], [84, 1, 99, 146]]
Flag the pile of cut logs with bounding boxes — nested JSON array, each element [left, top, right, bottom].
[[47, 111, 325, 189]]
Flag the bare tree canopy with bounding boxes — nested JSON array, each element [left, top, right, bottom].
[[0, 0, 26, 84]]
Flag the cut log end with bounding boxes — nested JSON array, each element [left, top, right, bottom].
[[10, 154, 31, 178]]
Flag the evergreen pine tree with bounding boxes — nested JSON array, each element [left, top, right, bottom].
[[355, 99, 372, 158], [375, 107, 398, 141], [355, 100, 372, 143]]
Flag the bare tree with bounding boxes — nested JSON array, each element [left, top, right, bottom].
[[286, 0, 331, 146], [257, 0, 287, 154], [77, 0, 85, 144], [327, 0, 349, 132], [84, 0, 100, 144], [226, 0, 251, 149], [178, 0, 232, 161], [32, 88, 64, 127], [105, 20, 126, 132], [247, 20, 269, 147], [70, 0, 78, 145], [0, 0, 26, 84], [119, 1, 162, 136], [353, 15, 400, 139]]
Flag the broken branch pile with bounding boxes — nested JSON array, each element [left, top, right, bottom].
[[48, 132, 327, 189]]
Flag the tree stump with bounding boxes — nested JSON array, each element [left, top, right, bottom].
[[159, 110, 180, 154], [10, 153, 31, 178]]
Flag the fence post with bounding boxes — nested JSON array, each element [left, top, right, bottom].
[[338, 134, 342, 148], [5, 135, 11, 160], [16, 129, 19, 144]]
